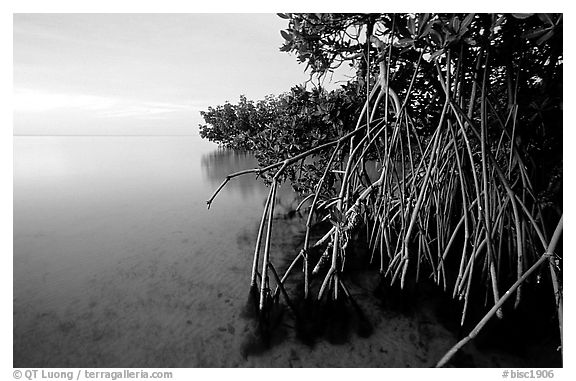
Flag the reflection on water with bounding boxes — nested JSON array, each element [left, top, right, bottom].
[[13, 136, 270, 367], [201, 148, 265, 196], [13, 136, 308, 367], [201, 147, 302, 217], [13, 136, 536, 368]]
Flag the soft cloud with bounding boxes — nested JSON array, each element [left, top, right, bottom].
[[14, 88, 201, 120], [12, 14, 332, 135]]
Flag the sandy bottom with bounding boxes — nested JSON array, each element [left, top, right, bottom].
[[13, 213, 558, 368]]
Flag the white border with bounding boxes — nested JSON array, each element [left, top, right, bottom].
[[3, 2, 573, 380]]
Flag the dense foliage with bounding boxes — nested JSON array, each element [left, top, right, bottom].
[[276, 13, 562, 206], [201, 13, 562, 208], [200, 85, 363, 192], [201, 13, 563, 365]]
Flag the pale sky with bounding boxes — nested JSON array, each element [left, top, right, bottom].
[[13, 13, 340, 136]]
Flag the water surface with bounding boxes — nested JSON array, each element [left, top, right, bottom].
[[13, 135, 537, 367]]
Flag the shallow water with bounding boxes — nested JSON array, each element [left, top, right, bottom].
[[13, 136, 549, 367]]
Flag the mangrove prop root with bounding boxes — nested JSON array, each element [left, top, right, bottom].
[[206, 38, 561, 351], [435, 215, 563, 368]]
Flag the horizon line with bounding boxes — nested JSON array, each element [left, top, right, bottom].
[[13, 134, 201, 137]]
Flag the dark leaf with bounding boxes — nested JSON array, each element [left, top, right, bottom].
[[408, 16, 416, 36], [451, 16, 460, 32], [430, 29, 443, 46], [396, 37, 415, 47], [537, 13, 554, 26], [429, 49, 445, 61], [329, 207, 344, 225], [446, 34, 458, 45], [280, 30, 293, 41], [461, 13, 475, 29], [555, 14, 563, 26], [400, 46, 413, 55], [522, 26, 552, 40], [536, 29, 555, 45], [511, 13, 534, 20], [417, 13, 430, 35], [277, 13, 290, 20], [421, 19, 436, 37], [293, 18, 301, 30]]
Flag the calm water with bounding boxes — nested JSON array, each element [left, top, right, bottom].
[[13, 136, 535, 367]]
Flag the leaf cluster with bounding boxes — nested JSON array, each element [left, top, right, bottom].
[[277, 13, 562, 200], [201, 12, 562, 210], [200, 85, 362, 192]]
